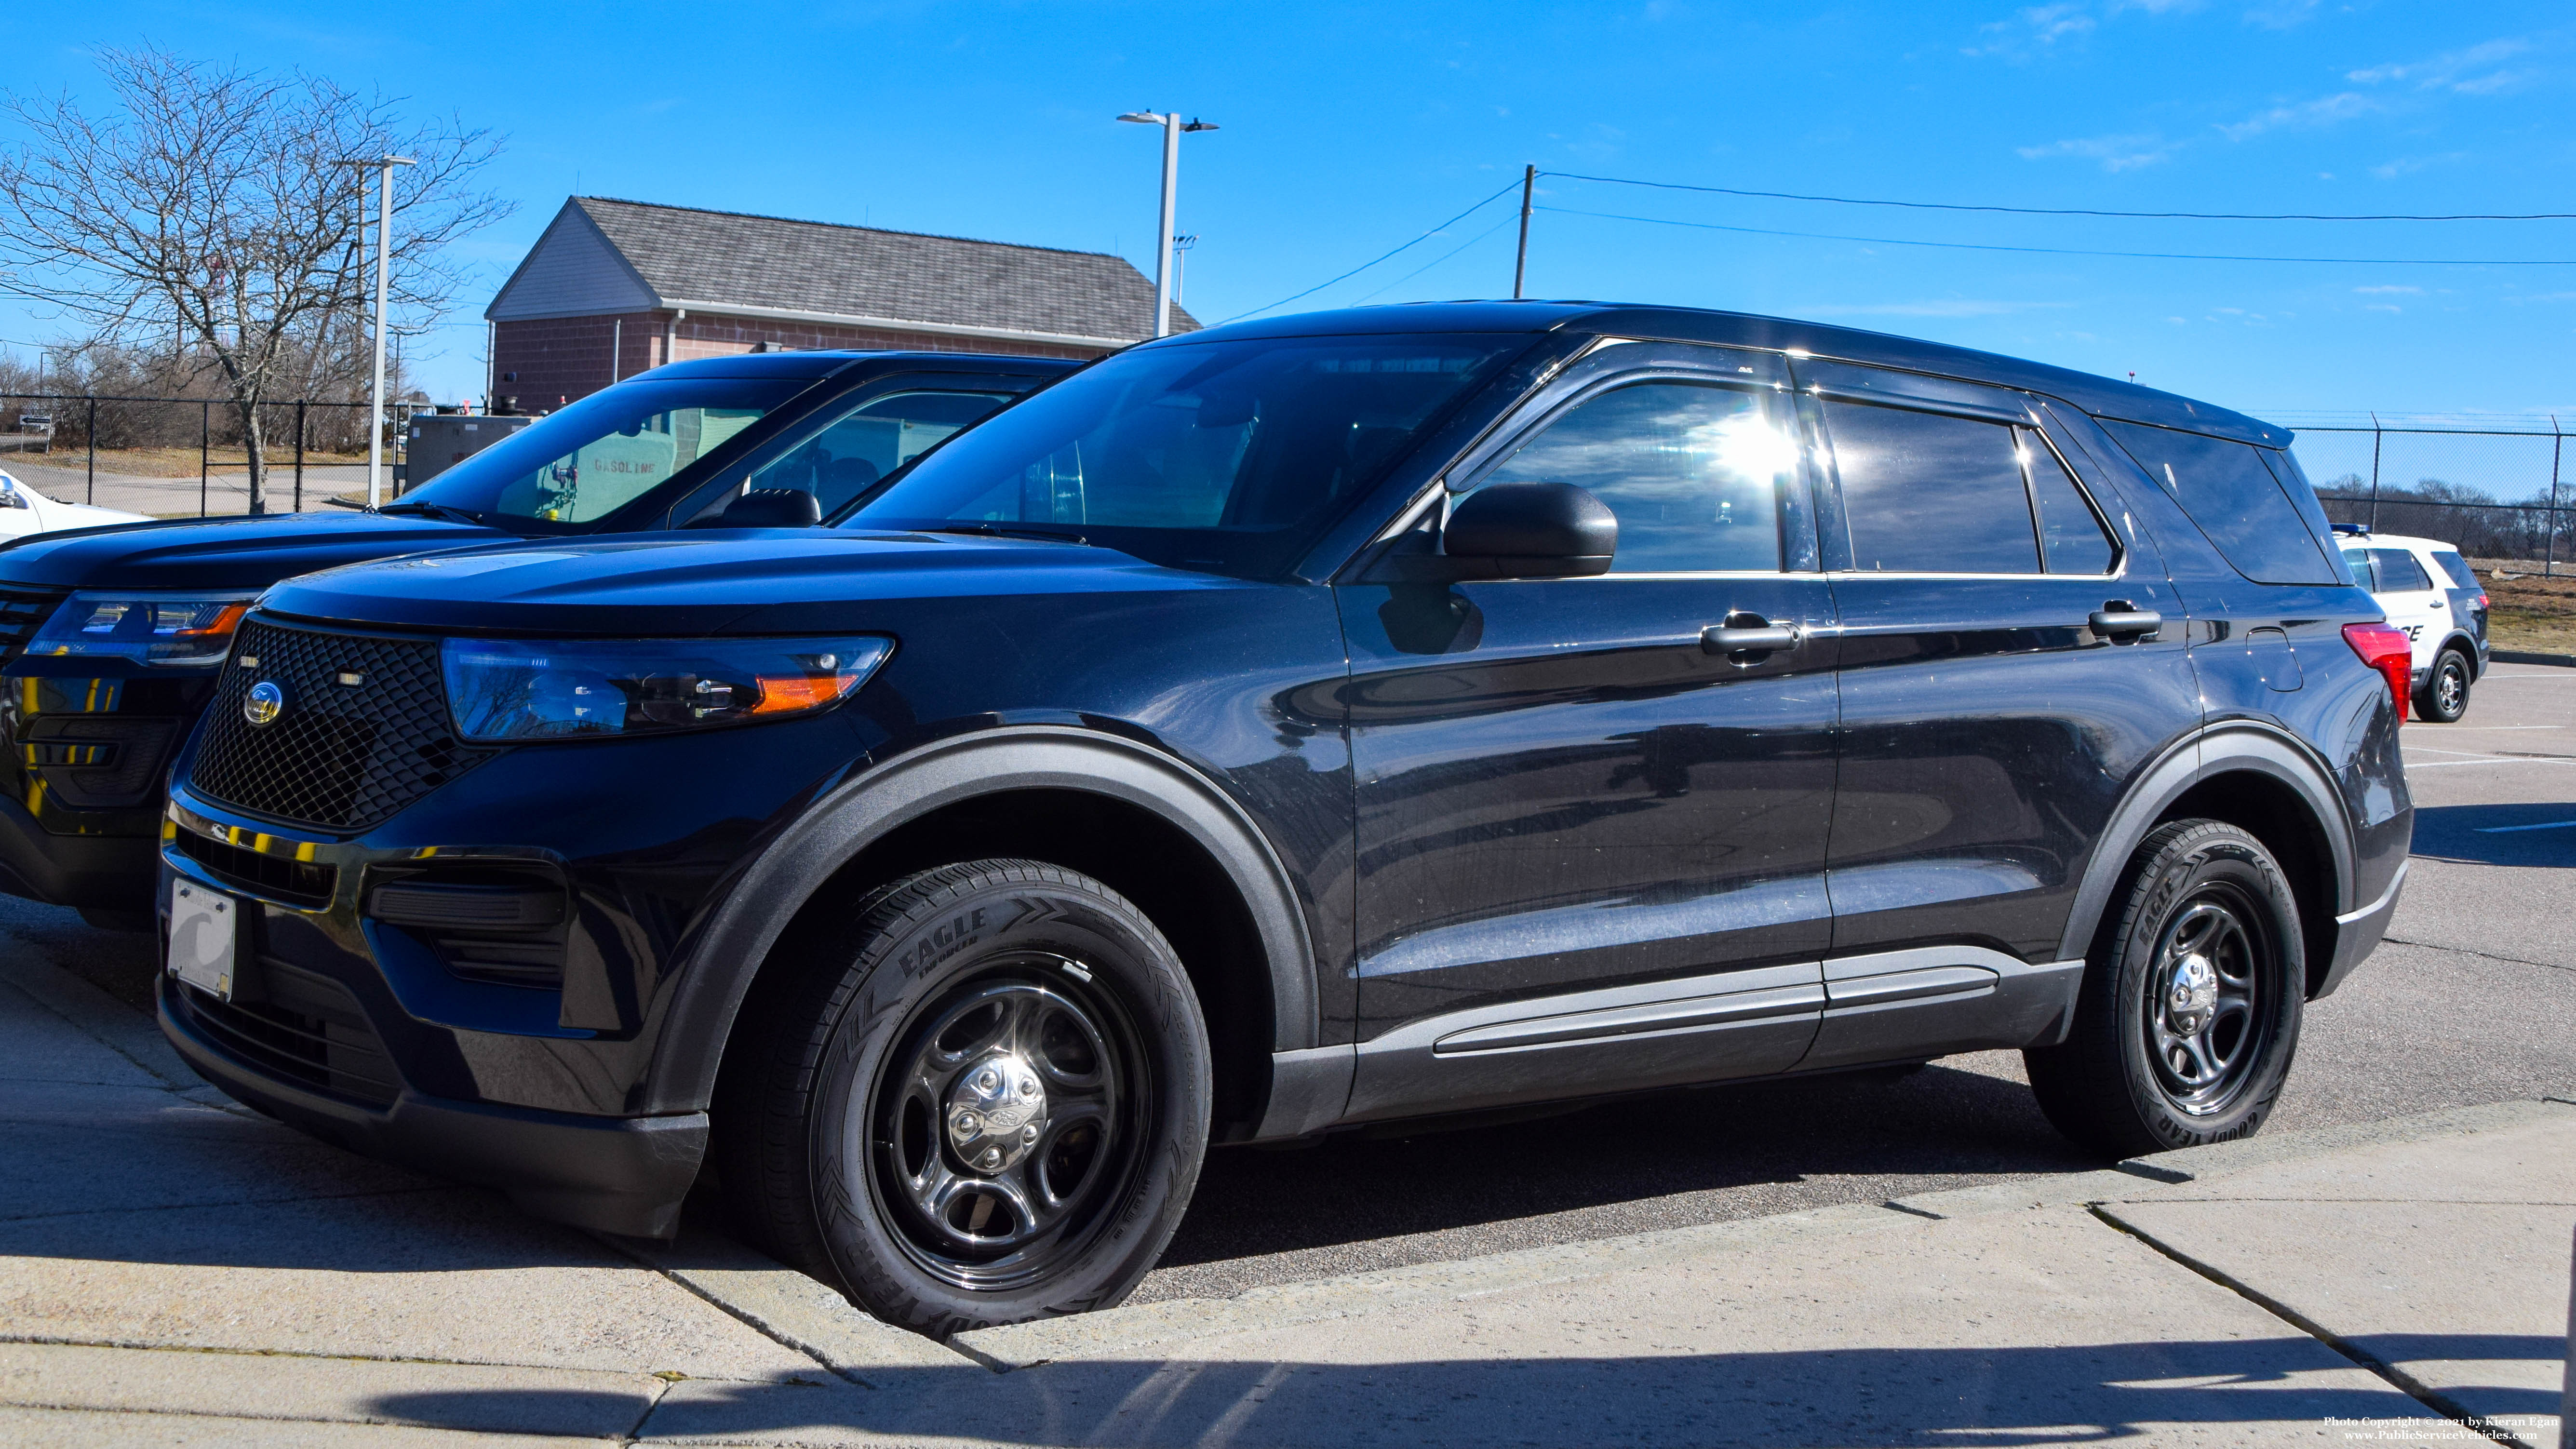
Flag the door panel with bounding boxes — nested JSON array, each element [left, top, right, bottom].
[[1341, 353, 1841, 1113], [1801, 359, 2200, 966]]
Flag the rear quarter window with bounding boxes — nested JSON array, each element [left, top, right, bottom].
[[2430, 550, 2478, 590], [2100, 421, 2339, 585]]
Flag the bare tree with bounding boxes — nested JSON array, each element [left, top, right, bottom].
[[0, 48, 510, 509]]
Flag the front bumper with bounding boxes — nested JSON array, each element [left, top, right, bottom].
[[0, 791, 158, 909], [161, 972, 704, 1237]]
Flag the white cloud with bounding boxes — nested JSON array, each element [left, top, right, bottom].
[[2353, 285, 2423, 295], [2215, 91, 2379, 141], [2370, 152, 2471, 179], [2017, 131, 2180, 171], [2364, 304, 2402, 313], [2241, 0, 2316, 28], [1965, 3, 2096, 59], [2348, 37, 2530, 92]]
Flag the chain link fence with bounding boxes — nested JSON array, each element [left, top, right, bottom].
[[2289, 419, 2570, 576], [0, 391, 436, 517]]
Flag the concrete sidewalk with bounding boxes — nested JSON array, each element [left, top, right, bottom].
[[1, 943, 2566, 1447]]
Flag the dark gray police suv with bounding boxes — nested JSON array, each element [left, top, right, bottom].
[[0, 351, 1073, 925], [156, 302, 2410, 1334]]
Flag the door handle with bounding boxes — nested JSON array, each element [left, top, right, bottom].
[[2088, 605, 2162, 641], [1703, 618, 1800, 657]]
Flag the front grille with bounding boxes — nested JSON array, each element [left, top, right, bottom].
[[174, 966, 398, 1106], [0, 585, 68, 661], [188, 620, 487, 832], [173, 830, 338, 909], [23, 717, 177, 809]]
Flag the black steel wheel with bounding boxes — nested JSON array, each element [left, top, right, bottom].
[[2418, 649, 2471, 723], [715, 859, 1211, 1336], [2026, 819, 2304, 1159]]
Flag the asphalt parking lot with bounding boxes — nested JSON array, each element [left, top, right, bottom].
[[2, 665, 2569, 1309]]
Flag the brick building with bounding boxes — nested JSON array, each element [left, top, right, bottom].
[[483, 197, 1193, 410]]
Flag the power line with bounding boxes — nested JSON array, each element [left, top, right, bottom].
[[1536, 206, 2576, 266], [1225, 180, 1524, 322], [1542, 171, 2576, 224], [1351, 212, 1522, 304]]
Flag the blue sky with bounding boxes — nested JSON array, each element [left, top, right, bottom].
[[6, 1, 2571, 421]]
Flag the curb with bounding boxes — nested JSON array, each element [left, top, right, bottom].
[[950, 1095, 2576, 1370], [2492, 650, 2576, 667], [598, 1228, 974, 1385]]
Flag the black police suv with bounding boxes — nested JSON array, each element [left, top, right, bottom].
[[156, 302, 2410, 1334], [0, 350, 1076, 923]]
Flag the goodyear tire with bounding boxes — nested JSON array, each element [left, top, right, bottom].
[[2026, 820, 2304, 1160], [716, 860, 1211, 1336]]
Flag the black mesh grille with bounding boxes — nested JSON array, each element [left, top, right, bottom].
[[0, 585, 68, 661], [188, 619, 488, 832]]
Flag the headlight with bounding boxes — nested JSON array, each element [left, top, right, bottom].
[[25, 591, 257, 668], [442, 636, 893, 741]]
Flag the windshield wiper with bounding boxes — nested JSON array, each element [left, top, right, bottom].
[[916, 522, 1091, 546], [378, 500, 487, 525]]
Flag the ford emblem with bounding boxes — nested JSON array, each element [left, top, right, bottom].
[[243, 681, 286, 727]]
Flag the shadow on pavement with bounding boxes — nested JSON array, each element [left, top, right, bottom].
[[2410, 802, 2576, 868], [369, 1336, 2557, 1445], [1160, 1061, 2093, 1273]]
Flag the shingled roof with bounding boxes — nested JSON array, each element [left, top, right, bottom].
[[486, 197, 1193, 346]]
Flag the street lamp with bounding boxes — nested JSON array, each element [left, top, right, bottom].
[[1115, 112, 1217, 338], [335, 155, 416, 508]]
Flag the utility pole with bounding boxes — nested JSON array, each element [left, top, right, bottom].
[[337, 155, 415, 508], [1117, 112, 1218, 336], [1513, 165, 1536, 300]]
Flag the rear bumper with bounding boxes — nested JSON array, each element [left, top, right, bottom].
[[159, 975, 705, 1237], [2315, 858, 2406, 999], [0, 794, 157, 910]]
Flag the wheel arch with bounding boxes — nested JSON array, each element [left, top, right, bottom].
[[2056, 724, 2356, 999], [643, 727, 1319, 1133]]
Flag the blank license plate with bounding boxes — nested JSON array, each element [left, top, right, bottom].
[[168, 880, 239, 1000]]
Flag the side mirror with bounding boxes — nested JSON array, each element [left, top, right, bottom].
[[1438, 482, 1616, 580], [716, 488, 822, 529]]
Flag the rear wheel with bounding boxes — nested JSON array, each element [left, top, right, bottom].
[[2026, 820, 2304, 1160], [715, 860, 1211, 1336], [2417, 648, 2471, 723]]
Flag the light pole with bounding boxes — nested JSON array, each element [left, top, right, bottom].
[[1115, 112, 1217, 337], [1172, 234, 1198, 309], [336, 155, 415, 507]]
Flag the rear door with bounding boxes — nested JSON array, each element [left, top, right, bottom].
[[2373, 545, 2449, 678], [1797, 360, 2200, 1064]]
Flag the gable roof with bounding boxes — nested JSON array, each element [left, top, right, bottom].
[[485, 197, 1194, 346]]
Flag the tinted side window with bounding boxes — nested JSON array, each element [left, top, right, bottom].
[[2101, 421, 2337, 585], [2340, 548, 2379, 590], [2372, 547, 2434, 592], [2027, 437, 2116, 575], [1827, 401, 2039, 574], [1482, 381, 1790, 573], [2431, 550, 2478, 589], [752, 389, 1016, 515]]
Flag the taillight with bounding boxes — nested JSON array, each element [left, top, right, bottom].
[[2475, 593, 2490, 610], [2343, 622, 2413, 723]]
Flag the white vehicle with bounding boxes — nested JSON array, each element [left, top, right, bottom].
[[0, 470, 149, 543], [2333, 524, 2489, 723]]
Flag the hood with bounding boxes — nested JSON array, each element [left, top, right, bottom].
[[259, 530, 1235, 637], [0, 511, 511, 590]]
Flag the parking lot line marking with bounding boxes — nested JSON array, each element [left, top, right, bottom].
[[2431, 724, 2568, 730], [2401, 746, 2497, 757], [2475, 819, 2576, 833], [2407, 756, 2574, 769]]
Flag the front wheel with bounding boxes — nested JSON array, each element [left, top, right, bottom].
[[2417, 648, 2471, 723], [715, 860, 1211, 1336], [2026, 820, 2304, 1159]]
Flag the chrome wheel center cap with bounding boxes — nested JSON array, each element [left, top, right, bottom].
[[2167, 953, 2219, 1031], [945, 1053, 1047, 1174]]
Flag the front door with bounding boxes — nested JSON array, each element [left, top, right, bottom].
[[1798, 360, 2200, 1068], [1337, 344, 1840, 1119]]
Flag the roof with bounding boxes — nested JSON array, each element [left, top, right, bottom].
[[486, 198, 1192, 348], [1168, 300, 2287, 447]]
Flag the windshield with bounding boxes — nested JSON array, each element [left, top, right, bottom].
[[402, 377, 813, 529], [841, 334, 1529, 575]]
